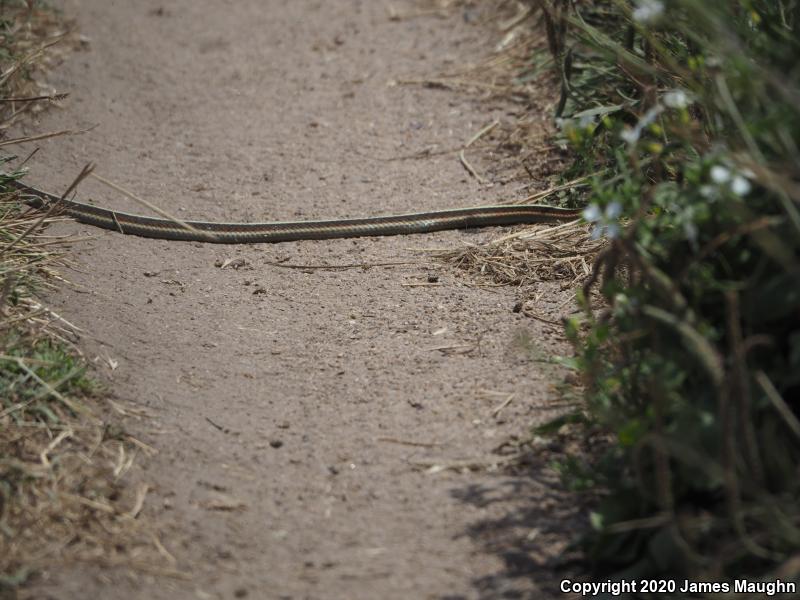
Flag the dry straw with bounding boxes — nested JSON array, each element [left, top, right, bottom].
[[1, 4, 174, 591], [432, 218, 603, 286]]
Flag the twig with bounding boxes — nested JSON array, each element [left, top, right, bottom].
[[0, 128, 83, 148], [376, 437, 442, 448], [89, 172, 220, 242], [265, 260, 418, 270], [756, 370, 800, 441], [0, 93, 69, 103], [409, 452, 524, 472], [151, 533, 177, 566], [124, 484, 150, 520], [205, 416, 226, 432], [518, 173, 595, 203], [377, 142, 489, 161], [459, 150, 487, 184], [40, 429, 73, 468], [60, 492, 115, 514], [426, 343, 473, 352], [402, 282, 443, 287], [490, 394, 514, 418], [395, 77, 510, 92], [0, 399, 34, 418], [456, 119, 500, 185], [465, 119, 500, 149], [521, 308, 563, 326]]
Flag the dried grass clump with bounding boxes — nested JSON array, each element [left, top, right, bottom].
[[0, 3, 76, 132], [434, 220, 604, 286], [0, 185, 177, 590], [0, 386, 172, 581], [405, 0, 558, 99]]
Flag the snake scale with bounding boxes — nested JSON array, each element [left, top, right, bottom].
[[7, 179, 582, 244]]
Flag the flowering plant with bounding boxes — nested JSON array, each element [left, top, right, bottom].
[[538, 0, 800, 583]]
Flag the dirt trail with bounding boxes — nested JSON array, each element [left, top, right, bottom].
[[15, 1, 580, 598]]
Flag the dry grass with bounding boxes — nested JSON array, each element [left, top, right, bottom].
[[1, 5, 173, 593], [432, 219, 603, 286], [402, 1, 557, 98], [0, 2, 79, 132], [0, 185, 178, 592]]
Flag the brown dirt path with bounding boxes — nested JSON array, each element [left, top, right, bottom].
[[14, 1, 581, 598]]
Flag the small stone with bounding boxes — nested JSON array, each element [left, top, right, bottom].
[[269, 439, 284, 449]]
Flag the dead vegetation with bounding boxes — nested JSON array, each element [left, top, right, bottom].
[[1, 5, 172, 594], [0, 1, 78, 132], [0, 185, 178, 592], [432, 218, 602, 286]]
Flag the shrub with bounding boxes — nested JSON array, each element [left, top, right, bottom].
[[534, 0, 800, 582]]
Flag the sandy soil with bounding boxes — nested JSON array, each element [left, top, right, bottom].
[[13, 1, 582, 598]]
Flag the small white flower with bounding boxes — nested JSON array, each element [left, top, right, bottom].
[[639, 105, 664, 129], [731, 174, 752, 196], [590, 227, 605, 241], [582, 204, 602, 222], [683, 221, 698, 245], [583, 202, 623, 240], [710, 165, 731, 184], [555, 117, 573, 131], [632, 0, 664, 23], [578, 114, 596, 129], [620, 105, 664, 145], [605, 201, 622, 219], [663, 89, 690, 109], [700, 184, 717, 199], [614, 293, 629, 308], [603, 222, 620, 239], [620, 127, 640, 144], [709, 164, 753, 196]]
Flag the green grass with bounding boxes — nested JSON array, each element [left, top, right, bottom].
[[1, 332, 97, 422]]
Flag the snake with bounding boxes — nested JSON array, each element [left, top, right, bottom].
[[7, 178, 582, 244]]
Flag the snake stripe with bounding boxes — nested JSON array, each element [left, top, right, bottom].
[[8, 179, 582, 244]]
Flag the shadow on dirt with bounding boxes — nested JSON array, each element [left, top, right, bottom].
[[447, 459, 587, 599]]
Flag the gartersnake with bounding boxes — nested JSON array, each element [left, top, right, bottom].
[[8, 179, 582, 244]]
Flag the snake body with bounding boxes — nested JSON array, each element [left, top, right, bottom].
[[8, 179, 582, 244]]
